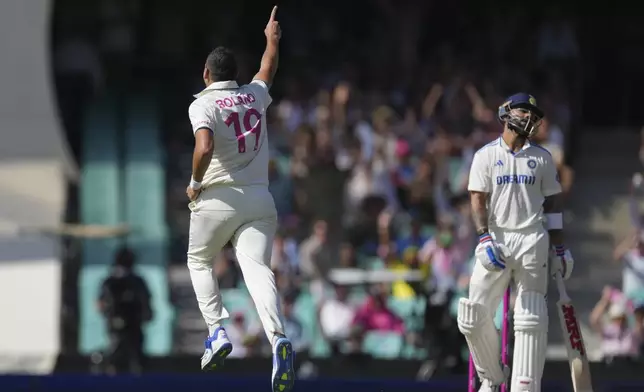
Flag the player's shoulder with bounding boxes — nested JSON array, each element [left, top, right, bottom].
[[188, 96, 216, 116], [529, 142, 553, 158], [529, 143, 557, 165], [189, 96, 209, 111], [240, 79, 270, 95]]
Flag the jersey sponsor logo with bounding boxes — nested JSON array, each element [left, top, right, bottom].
[[496, 174, 536, 185], [527, 159, 537, 169], [495, 160, 503, 166]]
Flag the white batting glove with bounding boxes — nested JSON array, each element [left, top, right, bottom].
[[475, 233, 507, 272], [550, 244, 574, 280]]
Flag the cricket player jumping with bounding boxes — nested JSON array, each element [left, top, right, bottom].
[[458, 93, 574, 391], [185, 7, 294, 392]]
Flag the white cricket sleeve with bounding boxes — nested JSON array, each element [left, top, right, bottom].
[[468, 150, 491, 193], [188, 100, 215, 134], [541, 154, 562, 196], [247, 80, 273, 110]]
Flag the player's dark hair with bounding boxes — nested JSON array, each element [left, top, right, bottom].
[[205, 46, 238, 82]]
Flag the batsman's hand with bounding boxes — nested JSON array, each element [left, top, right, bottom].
[[550, 245, 574, 280], [475, 233, 507, 272], [264, 6, 281, 43], [186, 185, 201, 202]]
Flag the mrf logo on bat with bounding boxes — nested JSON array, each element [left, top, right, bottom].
[[562, 304, 585, 355]]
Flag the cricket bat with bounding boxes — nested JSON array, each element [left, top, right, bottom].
[[554, 273, 594, 392]]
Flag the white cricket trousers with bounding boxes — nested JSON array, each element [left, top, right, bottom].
[[469, 226, 549, 313], [469, 226, 550, 392], [187, 184, 284, 341]]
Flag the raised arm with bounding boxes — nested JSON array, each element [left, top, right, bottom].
[[253, 6, 281, 87]]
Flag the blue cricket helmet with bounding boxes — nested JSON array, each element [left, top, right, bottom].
[[498, 93, 544, 137]]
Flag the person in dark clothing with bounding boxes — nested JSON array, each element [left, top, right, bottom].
[[97, 247, 152, 374]]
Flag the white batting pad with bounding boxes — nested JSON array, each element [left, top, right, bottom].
[[457, 298, 506, 385], [512, 291, 548, 392]]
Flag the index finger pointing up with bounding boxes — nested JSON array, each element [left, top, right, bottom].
[[269, 6, 278, 21]]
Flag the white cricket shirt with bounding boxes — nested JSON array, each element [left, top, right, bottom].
[[188, 80, 272, 188], [468, 137, 562, 231]]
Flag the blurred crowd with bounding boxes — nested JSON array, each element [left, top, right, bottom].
[[52, 0, 584, 372], [595, 129, 644, 364]]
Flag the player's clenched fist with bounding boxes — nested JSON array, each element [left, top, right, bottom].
[[265, 6, 281, 42], [550, 245, 574, 280], [475, 233, 507, 271], [186, 185, 201, 202]]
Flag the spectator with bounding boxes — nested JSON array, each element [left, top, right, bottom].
[[226, 312, 261, 358], [392, 139, 417, 210], [387, 246, 422, 299], [268, 158, 294, 219], [407, 157, 438, 225], [397, 108, 428, 158], [532, 116, 574, 196], [353, 284, 405, 334], [97, 247, 152, 374], [629, 174, 644, 231], [299, 220, 334, 303], [299, 220, 333, 278], [613, 232, 644, 303], [374, 210, 426, 293], [318, 284, 357, 355], [213, 247, 240, 290], [419, 215, 470, 294], [396, 217, 431, 257], [635, 305, 644, 357], [271, 230, 300, 282], [338, 242, 358, 269], [590, 286, 641, 362], [281, 295, 310, 353]]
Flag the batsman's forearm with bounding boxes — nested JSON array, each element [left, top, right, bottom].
[[259, 40, 279, 85], [472, 207, 489, 235], [191, 148, 212, 182], [470, 191, 489, 234]]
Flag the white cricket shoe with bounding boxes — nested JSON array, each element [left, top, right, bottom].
[[271, 336, 295, 392], [201, 327, 233, 371]]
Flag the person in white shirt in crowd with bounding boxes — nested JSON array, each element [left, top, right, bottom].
[[318, 284, 357, 356], [613, 231, 644, 303], [590, 286, 642, 361]]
